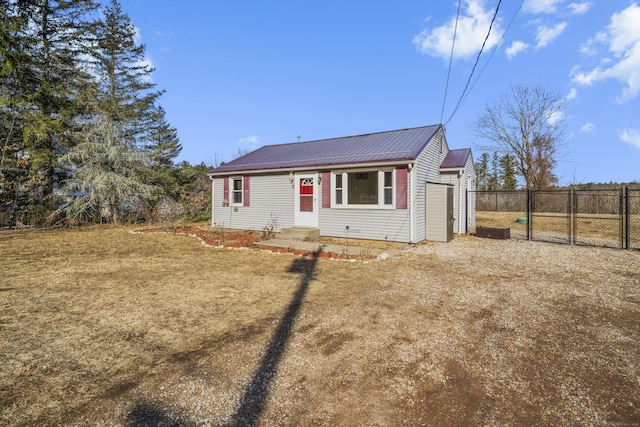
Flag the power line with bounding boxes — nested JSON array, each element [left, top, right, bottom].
[[440, 0, 462, 125], [444, 0, 503, 126], [457, 0, 525, 112]]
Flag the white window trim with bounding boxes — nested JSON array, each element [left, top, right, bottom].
[[332, 168, 396, 209], [230, 176, 243, 206]]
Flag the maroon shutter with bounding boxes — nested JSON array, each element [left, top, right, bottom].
[[243, 176, 250, 207], [396, 167, 408, 209], [223, 177, 229, 204], [322, 172, 331, 208]]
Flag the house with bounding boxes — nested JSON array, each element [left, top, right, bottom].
[[208, 124, 475, 243]]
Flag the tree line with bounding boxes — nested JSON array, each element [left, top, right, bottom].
[[1, 0, 210, 227]]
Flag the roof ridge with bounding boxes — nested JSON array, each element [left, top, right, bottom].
[[262, 124, 441, 148]]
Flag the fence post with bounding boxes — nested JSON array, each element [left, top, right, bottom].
[[625, 186, 630, 249], [526, 189, 531, 241], [570, 188, 575, 245]]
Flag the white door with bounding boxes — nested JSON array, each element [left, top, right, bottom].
[[294, 173, 319, 227]]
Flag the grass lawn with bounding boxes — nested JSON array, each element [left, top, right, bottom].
[[1, 226, 639, 426]]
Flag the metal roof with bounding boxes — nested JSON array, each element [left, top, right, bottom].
[[440, 148, 472, 170], [210, 125, 442, 175]]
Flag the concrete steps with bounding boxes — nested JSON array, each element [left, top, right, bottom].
[[277, 227, 320, 241]]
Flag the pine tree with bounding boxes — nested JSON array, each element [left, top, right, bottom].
[[1, 0, 26, 224], [61, 0, 164, 223], [500, 154, 517, 190], [14, 0, 98, 206], [142, 105, 182, 195], [61, 114, 157, 224], [475, 152, 489, 191], [487, 152, 500, 191], [89, 0, 163, 142]]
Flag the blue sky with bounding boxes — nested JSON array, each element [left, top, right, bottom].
[[121, 0, 639, 185]]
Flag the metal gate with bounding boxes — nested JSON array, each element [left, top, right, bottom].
[[529, 190, 571, 244], [573, 189, 623, 248]]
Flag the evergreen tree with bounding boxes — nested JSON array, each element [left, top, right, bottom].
[[13, 0, 98, 206], [1, 0, 26, 224], [61, 0, 163, 223], [475, 152, 489, 191], [500, 154, 517, 190], [487, 152, 500, 190], [142, 105, 182, 195], [88, 0, 163, 143], [61, 114, 157, 224]]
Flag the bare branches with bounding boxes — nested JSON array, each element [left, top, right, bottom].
[[473, 84, 565, 190]]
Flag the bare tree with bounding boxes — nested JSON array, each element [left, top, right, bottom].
[[473, 84, 565, 190]]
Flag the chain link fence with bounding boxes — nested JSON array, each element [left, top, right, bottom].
[[474, 187, 637, 249], [629, 189, 640, 250], [528, 190, 571, 244]]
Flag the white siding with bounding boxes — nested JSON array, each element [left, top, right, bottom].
[[465, 155, 476, 232], [213, 174, 294, 231], [440, 172, 461, 232], [319, 208, 410, 242], [438, 154, 476, 234], [414, 128, 449, 242]]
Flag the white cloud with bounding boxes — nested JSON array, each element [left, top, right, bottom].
[[546, 109, 565, 126], [535, 22, 568, 49], [413, 0, 504, 61], [619, 128, 640, 149], [568, 2, 592, 15], [523, 0, 564, 14], [566, 87, 578, 100], [237, 136, 259, 149], [506, 40, 529, 59], [571, 3, 640, 102], [581, 122, 595, 133]]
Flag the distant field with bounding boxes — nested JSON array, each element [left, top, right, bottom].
[[476, 211, 632, 246]]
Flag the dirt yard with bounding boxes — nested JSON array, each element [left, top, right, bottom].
[[1, 226, 639, 426]]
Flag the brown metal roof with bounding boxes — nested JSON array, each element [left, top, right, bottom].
[[440, 148, 472, 170], [210, 125, 442, 175]]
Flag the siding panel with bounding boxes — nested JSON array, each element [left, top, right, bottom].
[[319, 208, 410, 242], [213, 174, 294, 231], [414, 128, 449, 242]]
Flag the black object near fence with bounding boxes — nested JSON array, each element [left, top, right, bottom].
[[474, 187, 640, 249]]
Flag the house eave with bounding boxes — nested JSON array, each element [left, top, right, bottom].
[[209, 160, 416, 177]]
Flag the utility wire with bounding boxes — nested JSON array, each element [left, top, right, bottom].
[[457, 0, 525, 111], [440, 0, 462, 125], [444, 0, 502, 126]]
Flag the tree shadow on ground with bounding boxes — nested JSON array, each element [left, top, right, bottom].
[[125, 247, 322, 427], [225, 247, 321, 426]]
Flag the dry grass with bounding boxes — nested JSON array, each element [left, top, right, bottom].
[[477, 211, 632, 245], [1, 226, 639, 426]]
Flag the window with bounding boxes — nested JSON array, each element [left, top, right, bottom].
[[348, 172, 378, 204], [384, 171, 393, 205], [231, 177, 243, 205], [333, 169, 396, 208]]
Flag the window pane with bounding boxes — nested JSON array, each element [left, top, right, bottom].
[[384, 172, 392, 205], [233, 191, 242, 204], [384, 188, 392, 205], [384, 171, 392, 187], [335, 174, 342, 188], [336, 189, 342, 205], [233, 179, 242, 191], [348, 172, 378, 204]]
